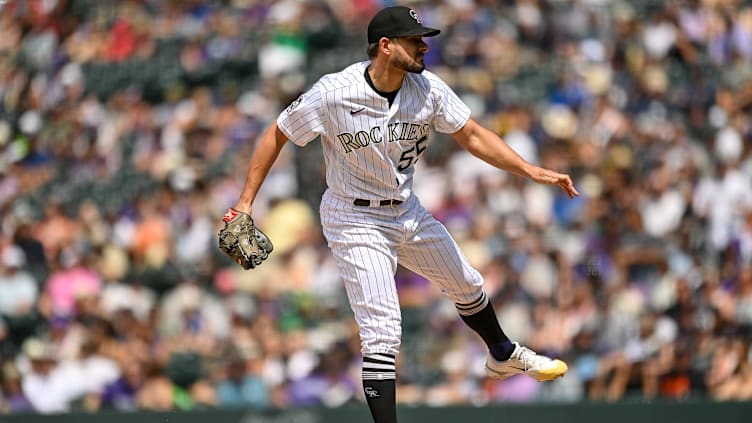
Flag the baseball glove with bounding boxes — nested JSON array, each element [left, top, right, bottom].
[[218, 208, 274, 269]]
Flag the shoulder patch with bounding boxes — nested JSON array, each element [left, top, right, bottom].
[[285, 94, 304, 113]]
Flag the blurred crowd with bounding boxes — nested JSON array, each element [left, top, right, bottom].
[[1, 0, 752, 415]]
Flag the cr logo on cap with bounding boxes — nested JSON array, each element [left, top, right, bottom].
[[409, 9, 421, 24]]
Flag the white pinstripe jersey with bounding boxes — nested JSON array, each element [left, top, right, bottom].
[[277, 61, 471, 201]]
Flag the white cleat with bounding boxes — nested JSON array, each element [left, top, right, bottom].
[[485, 342, 568, 382]]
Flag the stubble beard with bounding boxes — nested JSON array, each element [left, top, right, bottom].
[[394, 52, 425, 74]]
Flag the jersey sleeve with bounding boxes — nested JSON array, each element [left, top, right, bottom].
[[277, 82, 326, 146], [430, 77, 471, 134]]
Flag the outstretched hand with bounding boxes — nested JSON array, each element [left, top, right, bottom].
[[530, 167, 580, 199]]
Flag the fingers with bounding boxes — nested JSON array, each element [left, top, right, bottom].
[[237, 256, 256, 270], [559, 177, 579, 199], [541, 170, 579, 199]]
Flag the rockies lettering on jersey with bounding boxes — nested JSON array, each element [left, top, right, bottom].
[[336, 122, 430, 153]]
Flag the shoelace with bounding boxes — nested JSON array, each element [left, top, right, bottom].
[[514, 346, 549, 371]]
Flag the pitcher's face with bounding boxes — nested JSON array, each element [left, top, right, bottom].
[[390, 36, 429, 73]]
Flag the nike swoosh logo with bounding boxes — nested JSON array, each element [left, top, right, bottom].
[[350, 107, 365, 115], [487, 364, 526, 373]]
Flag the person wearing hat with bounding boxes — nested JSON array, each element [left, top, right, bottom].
[[221, 5, 578, 422], [0, 245, 39, 348], [0, 245, 38, 318]]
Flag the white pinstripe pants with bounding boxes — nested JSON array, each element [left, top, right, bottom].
[[320, 190, 485, 356]]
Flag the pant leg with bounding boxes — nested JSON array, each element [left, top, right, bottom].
[[320, 193, 402, 356], [396, 203, 485, 309]]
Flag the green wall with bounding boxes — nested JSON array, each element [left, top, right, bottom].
[[2, 401, 751, 423]]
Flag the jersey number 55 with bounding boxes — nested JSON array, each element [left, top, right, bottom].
[[397, 135, 428, 171]]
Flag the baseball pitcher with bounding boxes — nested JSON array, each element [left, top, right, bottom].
[[219, 6, 579, 422]]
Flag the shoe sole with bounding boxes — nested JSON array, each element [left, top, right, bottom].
[[486, 359, 568, 382]]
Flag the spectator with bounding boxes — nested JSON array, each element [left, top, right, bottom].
[[0, 362, 33, 413], [216, 356, 269, 409], [19, 338, 83, 414], [43, 248, 102, 318], [287, 342, 358, 408], [0, 245, 39, 347], [99, 360, 145, 411]]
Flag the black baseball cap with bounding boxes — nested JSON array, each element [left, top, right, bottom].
[[367, 6, 440, 43]]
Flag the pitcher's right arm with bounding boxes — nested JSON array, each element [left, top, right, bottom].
[[233, 122, 290, 214]]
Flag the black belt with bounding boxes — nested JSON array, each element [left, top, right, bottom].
[[353, 198, 404, 207]]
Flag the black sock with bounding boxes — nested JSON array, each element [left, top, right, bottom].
[[362, 354, 397, 423], [456, 292, 515, 361]]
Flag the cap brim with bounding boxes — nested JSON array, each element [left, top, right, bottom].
[[402, 27, 440, 38], [368, 27, 441, 43]]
